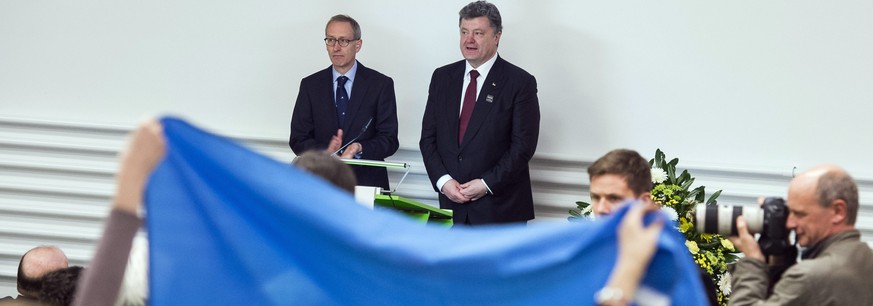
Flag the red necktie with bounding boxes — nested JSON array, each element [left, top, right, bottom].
[[458, 70, 479, 145]]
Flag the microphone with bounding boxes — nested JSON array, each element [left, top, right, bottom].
[[331, 117, 373, 157]]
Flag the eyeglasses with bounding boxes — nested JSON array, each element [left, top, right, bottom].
[[324, 38, 358, 47]]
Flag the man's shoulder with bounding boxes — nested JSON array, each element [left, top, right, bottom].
[[357, 63, 393, 82], [792, 238, 873, 275], [0, 295, 44, 306], [494, 56, 534, 79], [301, 66, 332, 83], [432, 59, 466, 75]]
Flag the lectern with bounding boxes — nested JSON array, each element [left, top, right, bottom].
[[342, 158, 453, 226]]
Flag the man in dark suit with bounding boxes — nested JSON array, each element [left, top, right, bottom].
[[420, 1, 540, 225], [290, 15, 399, 190]]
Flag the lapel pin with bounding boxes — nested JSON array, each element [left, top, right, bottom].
[[486, 95, 494, 103], [491, 82, 496, 87]]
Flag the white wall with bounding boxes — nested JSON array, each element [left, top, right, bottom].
[[3, 0, 873, 178], [3, 1, 873, 298]]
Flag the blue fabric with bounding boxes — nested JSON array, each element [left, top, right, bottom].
[[146, 117, 707, 306]]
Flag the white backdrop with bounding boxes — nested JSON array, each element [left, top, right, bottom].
[[2, 0, 872, 177]]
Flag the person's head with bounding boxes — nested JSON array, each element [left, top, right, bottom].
[[38, 266, 83, 306], [324, 14, 362, 74], [293, 150, 357, 193], [587, 149, 653, 216], [786, 164, 858, 247], [17, 246, 69, 298], [458, 1, 502, 68]]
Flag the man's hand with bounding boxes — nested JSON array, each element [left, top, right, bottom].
[[340, 142, 362, 159], [729, 215, 765, 262], [441, 179, 470, 204], [325, 129, 343, 154], [459, 179, 488, 201], [114, 119, 166, 214]]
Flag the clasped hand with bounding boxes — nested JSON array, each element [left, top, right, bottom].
[[442, 179, 487, 203]]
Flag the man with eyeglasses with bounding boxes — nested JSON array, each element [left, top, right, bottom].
[[290, 14, 398, 190], [420, 1, 540, 225]]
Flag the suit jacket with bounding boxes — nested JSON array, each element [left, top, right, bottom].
[[730, 230, 873, 305], [289, 61, 399, 189], [419, 56, 540, 225]]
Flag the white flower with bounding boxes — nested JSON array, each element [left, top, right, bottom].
[[719, 272, 732, 295], [581, 205, 593, 218], [651, 167, 668, 184], [660, 206, 679, 221]]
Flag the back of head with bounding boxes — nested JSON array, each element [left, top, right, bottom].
[[813, 165, 859, 225], [587, 149, 652, 197], [293, 150, 357, 193], [18, 246, 69, 298], [38, 266, 83, 306], [459, 1, 502, 33]]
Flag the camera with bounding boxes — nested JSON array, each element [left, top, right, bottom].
[[692, 197, 794, 256]]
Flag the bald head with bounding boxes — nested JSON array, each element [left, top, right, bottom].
[[18, 246, 69, 297], [790, 164, 858, 225]]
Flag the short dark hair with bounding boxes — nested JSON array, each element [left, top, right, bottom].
[[326, 14, 361, 40], [293, 150, 357, 193], [459, 1, 502, 33], [38, 266, 84, 306], [816, 169, 859, 225], [587, 149, 653, 197]]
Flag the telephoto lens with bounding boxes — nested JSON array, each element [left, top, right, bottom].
[[693, 198, 793, 257], [693, 204, 765, 236]]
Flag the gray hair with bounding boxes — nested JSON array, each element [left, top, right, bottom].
[[816, 169, 859, 225], [326, 14, 361, 40], [458, 1, 502, 33]]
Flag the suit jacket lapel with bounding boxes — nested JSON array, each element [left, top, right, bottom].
[[460, 56, 504, 149], [318, 66, 340, 132], [446, 62, 465, 145]]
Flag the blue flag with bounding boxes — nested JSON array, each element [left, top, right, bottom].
[[146, 117, 707, 305]]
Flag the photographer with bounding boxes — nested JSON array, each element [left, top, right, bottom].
[[729, 164, 873, 305]]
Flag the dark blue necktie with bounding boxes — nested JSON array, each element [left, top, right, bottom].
[[335, 76, 349, 127]]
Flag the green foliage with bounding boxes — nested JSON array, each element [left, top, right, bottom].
[[568, 201, 592, 221]]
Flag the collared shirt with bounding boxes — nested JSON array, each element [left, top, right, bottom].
[[332, 61, 358, 102], [331, 61, 363, 159], [459, 53, 498, 115]]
